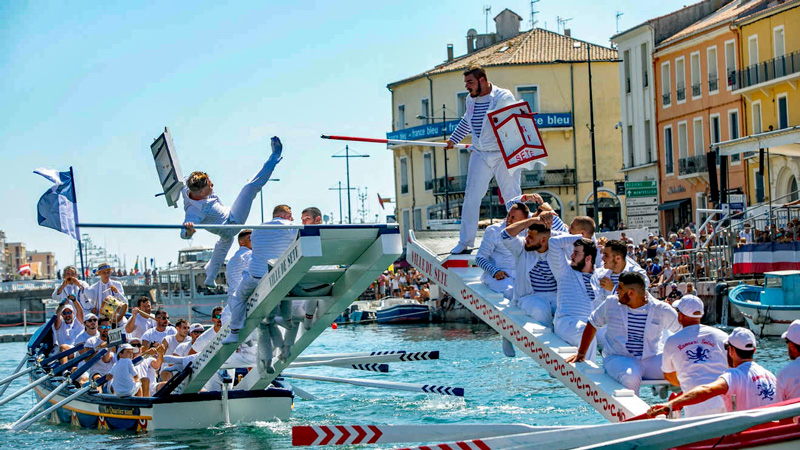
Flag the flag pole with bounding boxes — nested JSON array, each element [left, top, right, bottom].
[[69, 166, 87, 281]]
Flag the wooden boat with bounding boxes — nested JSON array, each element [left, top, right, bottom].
[[376, 298, 430, 324], [728, 270, 800, 337]]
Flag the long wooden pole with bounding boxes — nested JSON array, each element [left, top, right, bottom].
[[283, 373, 464, 397], [321, 134, 469, 149]]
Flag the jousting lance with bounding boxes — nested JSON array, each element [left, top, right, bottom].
[[321, 135, 470, 149]]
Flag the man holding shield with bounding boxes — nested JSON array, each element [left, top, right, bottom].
[[446, 65, 521, 254]]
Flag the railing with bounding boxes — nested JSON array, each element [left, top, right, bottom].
[[692, 83, 701, 97], [662, 92, 671, 106], [432, 168, 577, 195], [731, 50, 800, 90], [708, 76, 718, 92], [678, 155, 708, 176], [432, 175, 468, 195], [676, 83, 686, 101]]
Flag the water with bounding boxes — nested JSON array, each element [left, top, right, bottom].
[[0, 324, 793, 449]]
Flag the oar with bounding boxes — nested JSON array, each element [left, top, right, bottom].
[[320, 134, 470, 149], [14, 375, 110, 432], [282, 373, 464, 397], [287, 357, 389, 373], [0, 350, 94, 408], [0, 357, 30, 397], [39, 343, 85, 368], [290, 384, 318, 401], [294, 350, 440, 364]]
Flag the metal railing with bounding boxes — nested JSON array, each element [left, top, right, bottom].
[[708, 76, 718, 92], [678, 155, 708, 176], [662, 92, 671, 106], [433, 168, 576, 195], [731, 50, 800, 90], [692, 83, 702, 97], [676, 83, 686, 101]]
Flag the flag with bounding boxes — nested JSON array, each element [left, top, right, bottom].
[[134, 257, 139, 275], [733, 242, 800, 274], [18, 264, 31, 276], [34, 168, 79, 240]]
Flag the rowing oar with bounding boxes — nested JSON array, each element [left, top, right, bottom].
[[0, 357, 31, 397], [291, 424, 571, 447], [282, 373, 464, 397], [294, 350, 439, 364], [0, 348, 93, 408], [321, 135, 470, 149]]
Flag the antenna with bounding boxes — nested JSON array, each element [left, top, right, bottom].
[[616, 11, 624, 34], [484, 5, 492, 34], [357, 187, 370, 223], [530, 0, 540, 29], [557, 16, 572, 35]]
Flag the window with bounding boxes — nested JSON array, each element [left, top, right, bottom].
[[778, 94, 789, 129], [774, 26, 785, 58], [729, 110, 740, 163], [423, 153, 433, 190], [627, 125, 634, 167], [641, 43, 649, 88], [676, 57, 686, 102], [693, 118, 704, 156], [748, 35, 758, 66], [400, 157, 409, 194], [517, 86, 539, 112], [401, 209, 410, 239], [397, 104, 405, 130], [644, 120, 652, 163], [725, 40, 736, 89], [624, 50, 631, 93], [458, 149, 470, 176], [661, 62, 671, 107], [456, 92, 468, 117], [678, 121, 688, 159], [690, 52, 701, 98], [707, 46, 718, 93], [413, 208, 423, 230], [420, 98, 429, 124], [664, 126, 674, 175], [752, 101, 762, 134]]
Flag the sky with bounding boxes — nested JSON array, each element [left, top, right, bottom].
[[1, 0, 696, 273]]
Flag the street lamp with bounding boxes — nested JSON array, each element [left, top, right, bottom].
[[259, 178, 281, 223], [574, 40, 600, 225], [332, 145, 369, 224], [417, 105, 462, 219]]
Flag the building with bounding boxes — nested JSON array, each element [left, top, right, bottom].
[[0, 230, 7, 280], [611, 0, 738, 232], [28, 251, 56, 279], [653, 0, 765, 232], [387, 9, 623, 242], [714, 0, 800, 208], [6, 242, 26, 276]]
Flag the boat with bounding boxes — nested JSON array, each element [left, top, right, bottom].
[[728, 270, 800, 337], [155, 246, 228, 319], [335, 299, 379, 324], [375, 297, 430, 324]]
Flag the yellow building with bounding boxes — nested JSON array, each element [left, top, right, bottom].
[[715, 0, 800, 207], [28, 251, 56, 279], [387, 10, 623, 242]]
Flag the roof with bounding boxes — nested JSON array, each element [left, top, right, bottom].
[[388, 28, 618, 88], [735, 0, 800, 26], [658, 0, 766, 47], [494, 8, 523, 21]]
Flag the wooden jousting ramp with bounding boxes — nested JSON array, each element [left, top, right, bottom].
[[177, 225, 402, 394], [406, 230, 650, 422]]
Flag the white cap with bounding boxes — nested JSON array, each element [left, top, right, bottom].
[[781, 319, 800, 345], [128, 337, 142, 344], [84, 313, 98, 322], [674, 295, 704, 318], [119, 343, 140, 354], [190, 323, 204, 333], [62, 303, 74, 311], [726, 327, 757, 351]]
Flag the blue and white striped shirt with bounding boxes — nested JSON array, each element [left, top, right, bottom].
[[625, 308, 649, 357], [248, 217, 297, 278], [529, 259, 557, 292], [581, 272, 596, 304], [449, 97, 492, 144]]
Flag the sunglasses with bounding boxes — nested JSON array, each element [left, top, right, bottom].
[[213, 314, 222, 319], [191, 330, 203, 334], [85, 318, 98, 322], [62, 311, 73, 316], [131, 343, 142, 347], [100, 325, 111, 330], [158, 316, 170, 320]]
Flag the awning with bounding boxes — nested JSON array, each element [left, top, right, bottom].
[[658, 198, 690, 211], [712, 126, 800, 156]]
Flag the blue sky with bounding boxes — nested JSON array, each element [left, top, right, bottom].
[[1, 0, 692, 272]]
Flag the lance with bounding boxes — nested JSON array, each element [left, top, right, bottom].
[[321, 135, 470, 149]]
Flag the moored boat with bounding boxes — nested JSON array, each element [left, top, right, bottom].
[[728, 270, 800, 337], [376, 298, 430, 324], [156, 246, 228, 319]]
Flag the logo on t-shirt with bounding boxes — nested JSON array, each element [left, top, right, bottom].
[[686, 346, 710, 363], [757, 381, 775, 401]]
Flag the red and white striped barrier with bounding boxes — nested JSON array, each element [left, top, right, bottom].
[[293, 425, 384, 446]]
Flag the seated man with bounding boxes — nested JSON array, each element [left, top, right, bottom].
[[661, 295, 728, 416], [476, 202, 529, 298], [181, 137, 283, 287], [594, 240, 648, 308], [110, 343, 141, 397], [73, 313, 99, 350], [566, 272, 680, 392], [53, 298, 84, 352], [141, 310, 177, 352], [159, 319, 191, 381], [655, 261, 675, 299], [648, 328, 777, 416], [778, 320, 800, 402], [84, 317, 117, 386], [125, 296, 156, 340], [129, 337, 163, 397]]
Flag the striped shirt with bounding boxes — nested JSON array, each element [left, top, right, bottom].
[[581, 272, 595, 304], [626, 308, 649, 357], [225, 246, 252, 292], [529, 259, 557, 292], [248, 217, 297, 278], [449, 97, 492, 143]]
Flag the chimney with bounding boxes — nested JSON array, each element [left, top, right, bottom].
[[447, 44, 454, 62], [466, 29, 477, 54], [564, 28, 571, 37]]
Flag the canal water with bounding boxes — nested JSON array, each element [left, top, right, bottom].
[[0, 323, 793, 449]]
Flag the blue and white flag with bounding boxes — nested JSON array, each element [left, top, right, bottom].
[[34, 168, 79, 240]]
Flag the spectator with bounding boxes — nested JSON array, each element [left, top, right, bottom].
[[666, 283, 683, 304], [739, 224, 753, 244], [655, 261, 675, 299]]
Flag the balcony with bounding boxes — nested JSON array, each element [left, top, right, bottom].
[[708, 75, 718, 92], [692, 83, 702, 97], [678, 155, 708, 176], [662, 92, 671, 106], [731, 50, 800, 92], [432, 168, 576, 195], [676, 83, 686, 101]]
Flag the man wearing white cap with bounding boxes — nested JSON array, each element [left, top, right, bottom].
[[648, 327, 777, 416], [53, 297, 84, 350], [73, 313, 99, 349], [661, 295, 728, 416], [778, 319, 800, 401], [110, 343, 141, 397]]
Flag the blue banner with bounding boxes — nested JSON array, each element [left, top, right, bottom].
[[386, 113, 572, 140]]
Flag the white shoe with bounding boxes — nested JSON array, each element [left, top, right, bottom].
[[258, 357, 274, 376], [450, 242, 470, 254], [221, 331, 239, 345], [502, 338, 516, 357], [303, 314, 313, 330]]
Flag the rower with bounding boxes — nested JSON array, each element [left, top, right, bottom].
[[181, 137, 283, 288], [73, 313, 99, 350], [129, 337, 163, 397], [84, 317, 117, 388], [594, 240, 648, 307], [110, 343, 142, 397], [84, 262, 125, 315], [125, 296, 156, 340], [778, 319, 800, 401], [477, 202, 530, 298], [53, 298, 84, 352], [648, 327, 777, 416], [141, 310, 177, 352], [160, 319, 191, 381], [661, 295, 728, 416], [566, 272, 680, 393], [191, 306, 223, 354]]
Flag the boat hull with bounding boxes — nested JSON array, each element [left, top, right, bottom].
[[728, 285, 800, 337], [376, 304, 430, 324]]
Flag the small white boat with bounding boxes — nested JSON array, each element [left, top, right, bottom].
[[376, 298, 430, 324], [156, 246, 228, 319], [728, 270, 800, 337]]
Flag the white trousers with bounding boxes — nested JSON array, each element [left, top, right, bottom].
[[228, 272, 260, 331], [204, 157, 280, 285], [602, 354, 664, 392], [555, 315, 597, 360], [458, 151, 521, 247], [518, 292, 557, 327], [483, 275, 514, 299]]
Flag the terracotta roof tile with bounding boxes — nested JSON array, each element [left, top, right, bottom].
[[659, 0, 766, 47], [388, 28, 618, 88]]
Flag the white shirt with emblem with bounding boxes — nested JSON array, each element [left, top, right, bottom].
[[720, 361, 777, 412], [662, 324, 729, 391]]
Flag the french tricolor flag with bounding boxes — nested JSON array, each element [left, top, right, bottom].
[[733, 242, 800, 274]]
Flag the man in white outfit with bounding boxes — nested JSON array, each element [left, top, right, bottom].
[[445, 65, 521, 254], [226, 229, 252, 292], [84, 262, 125, 315], [648, 327, 777, 416], [661, 295, 728, 416], [182, 136, 283, 287], [51, 266, 90, 316], [593, 240, 649, 308], [476, 203, 530, 297], [778, 319, 800, 401]]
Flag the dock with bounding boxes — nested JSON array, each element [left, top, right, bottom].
[[0, 333, 33, 343]]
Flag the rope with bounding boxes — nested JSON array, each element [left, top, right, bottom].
[[0, 310, 47, 316]]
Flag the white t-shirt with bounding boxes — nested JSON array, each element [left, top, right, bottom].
[[73, 329, 97, 347], [662, 324, 729, 391], [163, 334, 190, 356], [739, 230, 753, 244], [720, 361, 778, 412], [174, 340, 193, 357], [127, 314, 156, 340], [141, 326, 177, 346], [777, 359, 800, 401], [110, 358, 138, 396], [53, 318, 83, 347], [84, 336, 116, 376], [51, 281, 91, 313]]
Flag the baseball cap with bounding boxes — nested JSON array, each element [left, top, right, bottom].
[[726, 327, 757, 351], [62, 303, 74, 311], [84, 313, 98, 322], [670, 283, 678, 289], [190, 323, 205, 333], [674, 295, 704, 317], [128, 337, 142, 344], [119, 343, 140, 354], [781, 319, 800, 345]]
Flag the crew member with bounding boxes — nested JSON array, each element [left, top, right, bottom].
[[299, 207, 324, 330], [661, 295, 728, 416], [182, 136, 283, 287], [446, 65, 520, 254], [648, 328, 777, 415], [778, 319, 800, 401], [141, 310, 177, 351], [84, 262, 125, 315], [125, 296, 156, 340], [110, 343, 141, 397], [594, 240, 648, 307], [53, 297, 84, 350], [226, 229, 252, 293], [51, 266, 90, 315], [160, 319, 190, 381], [84, 317, 117, 385], [476, 203, 530, 297]]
